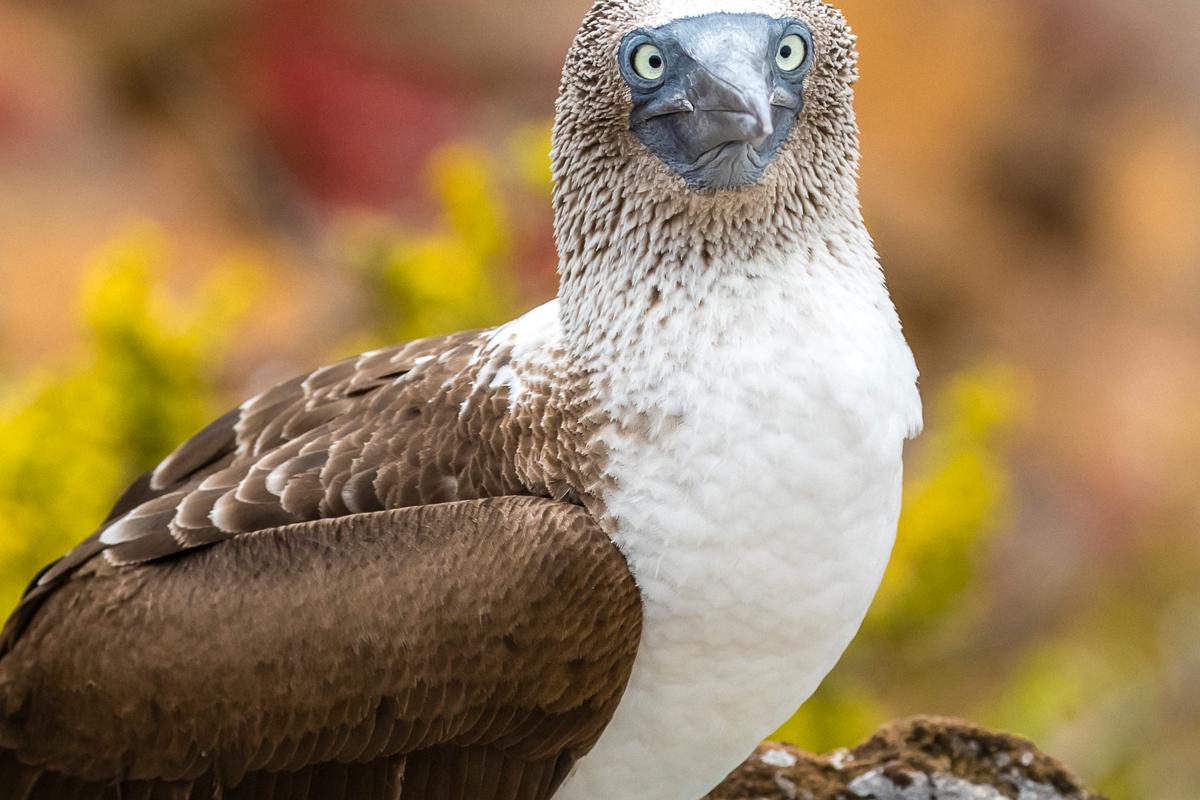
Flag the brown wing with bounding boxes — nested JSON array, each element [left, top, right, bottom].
[[0, 498, 642, 799], [105, 327, 528, 561], [1, 328, 533, 655]]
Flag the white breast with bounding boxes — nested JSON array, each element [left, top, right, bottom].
[[557, 243, 922, 800]]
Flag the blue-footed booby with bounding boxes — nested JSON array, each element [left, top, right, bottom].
[[0, 1, 921, 798]]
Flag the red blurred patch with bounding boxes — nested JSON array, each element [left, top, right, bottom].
[[236, 0, 466, 208], [0, 81, 25, 143]]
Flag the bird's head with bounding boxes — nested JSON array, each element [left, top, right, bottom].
[[552, 1, 867, 352], [554, 0, 860, 208]]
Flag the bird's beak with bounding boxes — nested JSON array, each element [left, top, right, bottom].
[[677, 59, 777, 159]]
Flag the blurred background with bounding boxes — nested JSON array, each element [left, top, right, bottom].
[[0, 0, 1197, 797]]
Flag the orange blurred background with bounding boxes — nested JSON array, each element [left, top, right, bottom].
[[0, 1, 1197, 797]]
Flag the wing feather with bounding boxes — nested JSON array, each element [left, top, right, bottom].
[[0, 499, 641, 799], [1, 330, 517, 644], [150, 407, 242, 491]]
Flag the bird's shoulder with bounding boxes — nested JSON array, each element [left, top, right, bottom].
[[1, 316, 565, 654]]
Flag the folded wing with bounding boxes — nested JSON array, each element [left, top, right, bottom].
[[0, 498, 642, 799]]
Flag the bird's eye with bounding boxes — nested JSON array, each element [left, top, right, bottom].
[[632, 43, 666, 81], [776, 34, 808, 72]]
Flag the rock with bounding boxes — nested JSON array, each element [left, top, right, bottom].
[[703, 717, 1105, 800]]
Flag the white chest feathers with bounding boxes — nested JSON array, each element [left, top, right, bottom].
[[557, 245, 922, 800]]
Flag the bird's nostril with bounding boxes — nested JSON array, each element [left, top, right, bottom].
[[753, 117, 774, 141], [752, 101, 775, 138], [737, 110, 773, 143]]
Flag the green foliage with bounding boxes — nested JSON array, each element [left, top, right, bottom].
[[772, 679, 889, 753], [346, 127, 554, 350], [0, 229, 258, 613], [355, 144, 518, 344], [984, 552, 1198, 799], [869, 365, 1026, 637], [507, 123, 555, 195]]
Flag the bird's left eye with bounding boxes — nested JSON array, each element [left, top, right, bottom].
[[632, 43, 666, 81], [776, 34, 807, 72]]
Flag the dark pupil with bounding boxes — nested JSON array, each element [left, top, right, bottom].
[[648, 54, 663, 69], [780, 45, 793, 60]]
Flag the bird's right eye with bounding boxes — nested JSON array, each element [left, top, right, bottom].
[[632, 43, 666, 81], [776, 33, 808, 72]]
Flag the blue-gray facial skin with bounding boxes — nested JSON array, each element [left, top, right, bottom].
[[619, 14, 814, 192]]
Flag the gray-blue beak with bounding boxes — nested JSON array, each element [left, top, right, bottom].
[[620, 14, 813, 191]]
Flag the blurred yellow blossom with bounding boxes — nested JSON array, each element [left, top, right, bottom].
[[869, 364, 1030, 634], [508, 122, 555, 195], [356, 143, 519, 343], [0, 228, 259, 613]]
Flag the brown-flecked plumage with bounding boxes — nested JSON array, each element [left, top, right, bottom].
[[0, 328, 636, 798]]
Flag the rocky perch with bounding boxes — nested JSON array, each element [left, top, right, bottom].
[[704, 717, 1105, 800]]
